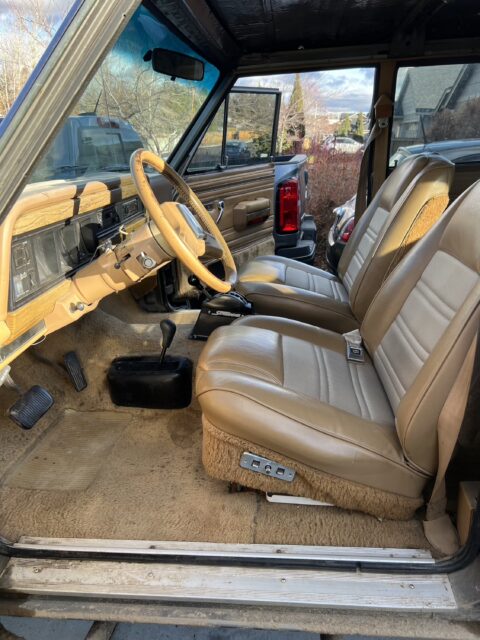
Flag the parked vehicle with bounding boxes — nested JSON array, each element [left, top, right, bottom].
[[325, 195, 356, 271], [30, 115, 144, 182], [225, 140, 251, 165], [390, 138, 480, 167], [324, 135, 363, 154], [273, 153, 317, 264]]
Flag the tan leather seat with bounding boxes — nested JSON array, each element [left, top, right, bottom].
[[197, 180, 480, 520], [237, 154, 454, 332]]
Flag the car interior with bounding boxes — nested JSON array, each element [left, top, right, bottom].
[[0, 0, 479, 563]]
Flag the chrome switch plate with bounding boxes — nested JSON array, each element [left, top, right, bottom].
[[240, 452, 295, 482]]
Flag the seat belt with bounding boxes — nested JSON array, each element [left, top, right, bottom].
[[423, 331, 478, 556], [354, 94, 393, 224]]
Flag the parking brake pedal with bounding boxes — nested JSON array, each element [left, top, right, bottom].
[[64, 351, 87, 391], [8, 386, 54, 430]]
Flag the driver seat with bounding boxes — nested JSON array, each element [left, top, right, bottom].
[[197, 181, 480, 520], [237, 154, 454, 332]]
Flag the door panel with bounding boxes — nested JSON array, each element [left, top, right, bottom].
[[186, 163, 275, 267]]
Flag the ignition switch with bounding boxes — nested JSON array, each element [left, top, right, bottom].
[[137, 252, 157, 270]]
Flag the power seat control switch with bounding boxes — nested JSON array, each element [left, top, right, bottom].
[[240, 452, 295, 482]]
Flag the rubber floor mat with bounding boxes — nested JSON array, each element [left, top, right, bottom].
[[3, 410, 129, 491]]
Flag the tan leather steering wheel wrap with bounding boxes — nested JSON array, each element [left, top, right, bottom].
[[130, 148, 237, 294]]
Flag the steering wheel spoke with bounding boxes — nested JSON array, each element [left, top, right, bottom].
[[202, 231, 224, 260]]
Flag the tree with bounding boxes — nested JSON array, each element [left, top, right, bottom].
[[0, 1, 69, 115], [287, 73, 306, 142], [428, 98, 480, 142], [75, 61, 209, 156], [241, 72, 349, 153], [337, 114, 351, 136], [356, 112, 365, 138]]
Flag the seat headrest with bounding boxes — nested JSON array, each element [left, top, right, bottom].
[[439, 179, 480, 274], [380, 153, 453, 211]]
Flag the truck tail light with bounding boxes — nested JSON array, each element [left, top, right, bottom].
[[341, 218, 355, 242], [278, 179, 299, 233]]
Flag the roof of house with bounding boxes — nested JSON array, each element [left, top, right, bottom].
[[400, 65, 465, 111]]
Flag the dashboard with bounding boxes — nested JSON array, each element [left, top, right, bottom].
[[0, 172, 173, 368], [10, 197, 145, 310]]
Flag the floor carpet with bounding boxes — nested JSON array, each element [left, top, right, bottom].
[[0, 292, 430, 550]]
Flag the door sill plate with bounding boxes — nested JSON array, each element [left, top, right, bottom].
[[14, 536, 434, 565], [0, 557, 455, 610]]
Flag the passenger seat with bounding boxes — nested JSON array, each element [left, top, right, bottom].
[[237, 154, 454, 332]]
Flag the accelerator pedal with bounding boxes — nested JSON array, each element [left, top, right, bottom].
[[8, 386, 54, 430], [64, 351, 87, 391]]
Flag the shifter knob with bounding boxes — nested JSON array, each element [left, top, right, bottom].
[[160, 319, 176, 363]]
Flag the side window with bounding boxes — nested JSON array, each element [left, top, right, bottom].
[[225, 91, 277, 167], [188, 90, 279, 173], [390, 63, 480, 167], [188, 103, 225, 171]]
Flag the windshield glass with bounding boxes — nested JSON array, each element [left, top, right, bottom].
[[29, 4, 220, 184]]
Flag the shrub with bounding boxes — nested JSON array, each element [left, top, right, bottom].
[[307, 143, 362, 267]]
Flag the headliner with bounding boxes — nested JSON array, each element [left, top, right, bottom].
[[209, 0, 479, 54], [157, 0, 480, 72]]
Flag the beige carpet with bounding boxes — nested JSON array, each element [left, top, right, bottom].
[[3, 410, 130, 491], [0, 292, 429, 549]]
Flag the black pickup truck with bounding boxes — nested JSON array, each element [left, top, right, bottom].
[[273, 152, 317, 264]]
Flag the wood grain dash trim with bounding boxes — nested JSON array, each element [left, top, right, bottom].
[[5, 280, 70, 344]]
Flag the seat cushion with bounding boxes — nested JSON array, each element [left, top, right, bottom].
[[236, 256, 358, 333], [197, 315, 428, 499]]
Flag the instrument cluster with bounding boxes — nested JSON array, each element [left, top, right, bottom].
[[10, 197, 144, 309]]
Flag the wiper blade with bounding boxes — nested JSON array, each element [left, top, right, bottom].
[[100, 164, 130, 172], [54, 164, 88, 172]]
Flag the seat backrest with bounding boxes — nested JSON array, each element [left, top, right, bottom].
[[338, 153, 454, 322], [362, 181, 480, 475]]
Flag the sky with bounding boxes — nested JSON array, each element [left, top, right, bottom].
[[237, 67, 376, 114], [0, 0, 69, 35], [0, 0, 66, 15]]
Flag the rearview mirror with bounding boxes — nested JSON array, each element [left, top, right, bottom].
[[144, 48, 204, 81]]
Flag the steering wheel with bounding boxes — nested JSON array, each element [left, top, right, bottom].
[[130, 148, 237, 294]]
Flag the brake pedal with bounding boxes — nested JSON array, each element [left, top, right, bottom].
[[64, 351, 87, 391], [8, 386, 54, 430]]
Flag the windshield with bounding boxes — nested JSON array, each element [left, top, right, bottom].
[[29, 4, 220, 184]]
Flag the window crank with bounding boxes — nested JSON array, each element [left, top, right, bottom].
[[215, 200, 225, 224], [207, 200, 225, 224]]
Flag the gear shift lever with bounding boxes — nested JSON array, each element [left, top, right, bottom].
[[160, 319, 176, 364], [108, 315, 192, 409]]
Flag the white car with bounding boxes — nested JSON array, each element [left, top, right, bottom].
[[330, 136, 363, 153]]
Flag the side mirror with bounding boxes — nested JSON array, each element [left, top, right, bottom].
[[144, 48, 204, 81]]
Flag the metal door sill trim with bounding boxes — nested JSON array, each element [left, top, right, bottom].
[[0, 557, 456, 611], [13, 536, 434, 566]]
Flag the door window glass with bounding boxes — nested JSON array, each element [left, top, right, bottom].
[[225, 92, 277, 167], [188, 103, 224, 171], [391, 63, 480, 167], [188, 90, 278, 172]]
